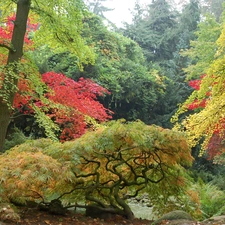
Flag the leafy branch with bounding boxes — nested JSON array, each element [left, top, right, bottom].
[[0, 43, 16, 52]]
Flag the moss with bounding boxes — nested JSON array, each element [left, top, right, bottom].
[[153, 210, 193, 225]]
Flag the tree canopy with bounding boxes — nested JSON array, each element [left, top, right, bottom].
[[12, 71, 112, 142], [122, 0, 178, 63]]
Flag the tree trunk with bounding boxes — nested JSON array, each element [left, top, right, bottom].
[[0, 0, 30, 151], [0, 102, 11, 152], [114, 185, 135, 220]]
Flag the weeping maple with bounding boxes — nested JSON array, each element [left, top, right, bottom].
[[0, 120, 200, 219]]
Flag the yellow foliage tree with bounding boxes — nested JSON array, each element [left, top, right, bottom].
[[172, 20, 225, 156]]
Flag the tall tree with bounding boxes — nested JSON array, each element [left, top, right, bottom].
[[83, 0, 114, 18], [177, 0, 200, 50], [200, 0, 224, 22], [122, 0, 201, 128], [123, 0, 178, 63], [0, 0, 95, 151], [151, 0, 201, 127], [181, 13, 221, 80]]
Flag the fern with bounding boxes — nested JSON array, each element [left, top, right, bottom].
[[193, 181, 225, 219]]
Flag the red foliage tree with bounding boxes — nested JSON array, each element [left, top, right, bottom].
[[187, 75, 208, 110], [42, 72, 111, 122], [0, 14, 37, 90], [42, 72, 112, 141], [14, 72, 112, 141], [0, 15, 37, 51]]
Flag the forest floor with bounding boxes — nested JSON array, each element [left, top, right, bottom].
[[13, 207, 152, 225], [1, 207, 225, 225]]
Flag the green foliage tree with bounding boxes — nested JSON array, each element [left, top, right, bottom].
[[200, 0, 225, 22], [122, 0, 178, 63], [83, 0, 114, 19], [0, 0, 95, 151], [35, 14, 165, 124], [176, 0, 200, 51], [152, 0, 200, 127], [181, 14, 221, 80], [0, 120, 199, 219], [121, 0, 201, 128]]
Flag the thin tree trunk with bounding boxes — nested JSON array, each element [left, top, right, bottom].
[[0, 102, 11, 152], [114, 185, 135, 220], [0, 0, 30, 151]]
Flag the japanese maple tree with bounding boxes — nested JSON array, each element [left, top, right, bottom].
[[173, 74, 225, 160], [13, 71, 112, 141], [0, 15, 36, 50], [186, 75, 208, 111], [187, 75, 225, 159], [0, 120, 199, 219], [42, 72, 111, 122]]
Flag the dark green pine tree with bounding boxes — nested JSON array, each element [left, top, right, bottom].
[[122, 0, 201, 128], [177, 0, 201, 50], [122, 1, 145, 40], [172, 0, 200, 72], [150, 0, 201, 128], [123, 0, 179, 63], [200, 0, 224, 22], [84, 0, 114, 19]]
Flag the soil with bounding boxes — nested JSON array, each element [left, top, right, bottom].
[[15, 207, 152, 225], [2, 207, 225, 225]]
